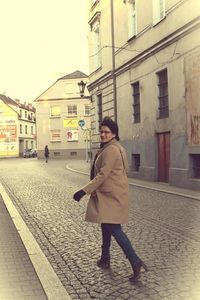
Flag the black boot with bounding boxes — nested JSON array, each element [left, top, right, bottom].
[[97, 256, 110, 269], [129, 261, 148, 282]]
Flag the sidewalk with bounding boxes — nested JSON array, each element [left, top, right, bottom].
[[66, 160, 200, 201], [0, 183, 71, 300]]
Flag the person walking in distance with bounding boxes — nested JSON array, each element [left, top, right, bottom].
[[44, 145, 49, 163], [73, 116, 148, 282]]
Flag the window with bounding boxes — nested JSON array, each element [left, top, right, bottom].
[[70, 151, 77, 157], [89, 13, 101, 72], [132, 154, 140, 171], [31, 141, 33, 149], [132, 81, 140, 123], [50, 106, 61, 117], [54, 152, 61, 157], [25, 125, 28, 134], [128, 0, 137, 39], [25, 141, 28, 149], [20, 124, 22, 134], [51, 130, 61, 142], [84, 105, 90, 116], [153, 0, 165, 25], [190, 154, 200, 178], [97, 94, 102, 130], [67, 105, 77, 116], [25, 111, 27, 118], [31, 126, 33, 134], [19, 109, 22, 118], [157, 69, 169, 119]]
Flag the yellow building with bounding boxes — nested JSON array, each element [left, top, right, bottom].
[[0, 95, 19, 157], [0, 95, 37, 158]]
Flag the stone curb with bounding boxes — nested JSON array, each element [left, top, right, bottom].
[[0, 183, 72, 300], [66, 165, 200, 201]]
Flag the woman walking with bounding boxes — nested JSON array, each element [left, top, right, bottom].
[[44, 145, 49, 163], [73, 117, 148, 282]]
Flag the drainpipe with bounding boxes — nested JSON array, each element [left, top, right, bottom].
[[110, 0, 117, 122]]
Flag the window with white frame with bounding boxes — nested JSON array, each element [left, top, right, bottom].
[[128, 0, 137, 39], [153, 0, 165, 25], [67, 105, 77, 116], [51, 130, 61, 142], [90, 14, 101, 72], [84, 105, 90, 116], [50, 106, 61, 117]]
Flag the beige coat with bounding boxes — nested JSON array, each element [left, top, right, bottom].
[[82, 139, 129, 224]]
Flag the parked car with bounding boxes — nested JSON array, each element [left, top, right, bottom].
[[23, 149, 37, 158]]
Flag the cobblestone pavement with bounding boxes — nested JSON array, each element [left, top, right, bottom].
[[0, 158, 200, 300]]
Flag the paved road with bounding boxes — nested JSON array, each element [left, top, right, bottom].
[[0, 158, 200, 300]]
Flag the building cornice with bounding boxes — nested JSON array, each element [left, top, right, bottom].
[[36, 97, 90, 102], [87, 71, 113, 91]]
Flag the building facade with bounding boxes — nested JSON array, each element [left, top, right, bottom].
[[17, 101, 37, 156], [35, 70, 91, 160], [0, 95, 36, 157], [87, 0, 200, 190]]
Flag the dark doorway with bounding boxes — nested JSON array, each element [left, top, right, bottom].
[[157, 132, 170, 182]]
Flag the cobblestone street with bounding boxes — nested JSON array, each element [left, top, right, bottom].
[[0, 158, 200, 300]]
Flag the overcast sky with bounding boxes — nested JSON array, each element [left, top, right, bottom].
[[0, 0, 89, 103]]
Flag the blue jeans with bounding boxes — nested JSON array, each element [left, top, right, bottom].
[[101, 223, 141, 266]]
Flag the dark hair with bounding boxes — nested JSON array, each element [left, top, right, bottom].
[[100, 116, 120, 140]]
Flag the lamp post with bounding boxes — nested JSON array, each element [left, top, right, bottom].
[[77, 80, 92, 164], [78, 80, 87, 97]]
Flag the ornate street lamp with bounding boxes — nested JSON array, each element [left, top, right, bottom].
[[78, 80, 86, 97]]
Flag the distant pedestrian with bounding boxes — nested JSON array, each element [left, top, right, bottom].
[[44, 145, 49, 163], [73, 117, 148, 282]]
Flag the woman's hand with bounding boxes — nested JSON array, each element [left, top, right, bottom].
[[73, 190, 86, 201]]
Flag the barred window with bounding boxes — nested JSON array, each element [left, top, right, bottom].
[[157, 69, 169, 119], [190, 154, 200, 178], [132, 81, 140, 123], [97, 94, 102, 129]]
